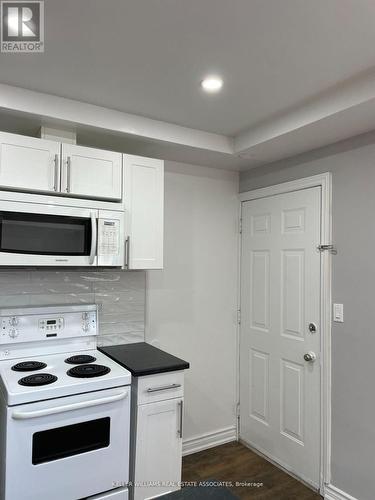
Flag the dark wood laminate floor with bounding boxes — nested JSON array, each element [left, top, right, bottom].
[[182, 442, 322, 500]]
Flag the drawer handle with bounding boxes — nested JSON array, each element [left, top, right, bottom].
[[146, 383, 181, 393]]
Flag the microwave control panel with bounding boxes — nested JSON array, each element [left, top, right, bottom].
[[98, 219, 120, 256]]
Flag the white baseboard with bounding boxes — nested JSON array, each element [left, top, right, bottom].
[[324, 484, 359, 500], [182, 426, 237, 456]]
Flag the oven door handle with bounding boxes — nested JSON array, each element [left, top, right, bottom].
[[11, 390, 128, 420], [89, 212, 97, 265]]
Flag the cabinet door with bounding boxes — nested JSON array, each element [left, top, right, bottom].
[[0, 132, 60, 194], [134, 398, 183, 500], [123, 155, 163, 269], [62, 144, 122, 200]]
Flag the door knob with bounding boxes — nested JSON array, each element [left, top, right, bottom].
[[308, 323, 317, 333], [303, 351, 317, 362]]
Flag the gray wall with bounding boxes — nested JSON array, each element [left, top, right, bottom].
[[146, 161, 239, 444], [240, 131, 375, 500], [0, 270, 145, 346]]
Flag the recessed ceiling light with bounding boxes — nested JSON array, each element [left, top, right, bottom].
[[201, 76, 223, 93]]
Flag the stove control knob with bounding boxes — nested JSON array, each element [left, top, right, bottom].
[[9, 329, 18, 339], [9, 317, 19, 327]]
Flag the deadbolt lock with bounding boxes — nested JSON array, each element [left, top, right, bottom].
[[308, 322, 317, 333]]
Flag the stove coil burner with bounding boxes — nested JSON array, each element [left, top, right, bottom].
[[11, 361, 47, 372], [65, 355, 97, 365], [67, 364, 111, 378], [18, 373, 58, 387]]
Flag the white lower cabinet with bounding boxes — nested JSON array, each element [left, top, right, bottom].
[[134, 399, 183, 499], [131, 372, 184, 500]]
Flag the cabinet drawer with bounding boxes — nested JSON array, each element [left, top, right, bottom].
[[137, 371, 184, 404]]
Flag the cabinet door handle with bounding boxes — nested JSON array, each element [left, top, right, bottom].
[[178, 400, 184, 438], [124, 236, 130, 269], [66, 156, 71, 193], [53, 154, 59, 191], [146, 383, 181, 393]]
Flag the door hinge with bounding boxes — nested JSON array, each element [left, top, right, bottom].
[[239, 217, 242, 234], [237, 309, 241, 325], [236, 402, 240, 418], [317, 244, 337, 255]]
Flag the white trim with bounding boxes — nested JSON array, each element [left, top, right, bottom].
[[324, 484, 359, 500], [239, 172, 332, 494], [235, 201, 242, 440], [239, 173, 331, 202], [234, 68, 375, 155], [0, 83, 233, 154], [320, 173, 333, 489], [182, 426, 237, 456]]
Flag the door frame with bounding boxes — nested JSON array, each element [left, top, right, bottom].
[[238, 172, 332, 494]]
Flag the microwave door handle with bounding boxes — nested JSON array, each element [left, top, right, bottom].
[[11, 391, 128, 420], [89, 212, 97, 265]]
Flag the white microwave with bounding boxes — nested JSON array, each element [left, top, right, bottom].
[[0, 193, 125, 267]]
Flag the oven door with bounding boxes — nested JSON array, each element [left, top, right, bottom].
[[0, 200, 98, 266], [4, 387, 130, 500]]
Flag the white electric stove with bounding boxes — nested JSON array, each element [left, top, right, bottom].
[[0, 304, 131, 500]]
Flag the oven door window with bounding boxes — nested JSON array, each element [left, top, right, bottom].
[[0, 212, 91, 255], [32, 417, 110, 465]]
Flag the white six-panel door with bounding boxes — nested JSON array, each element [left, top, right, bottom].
[[240, 187, 321, 488]]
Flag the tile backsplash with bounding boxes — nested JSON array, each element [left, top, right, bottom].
[[0, 270, 146, 346]]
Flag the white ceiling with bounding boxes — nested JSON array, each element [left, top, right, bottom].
[[2, 0, 375, 169], [1, 0, 375, 136]]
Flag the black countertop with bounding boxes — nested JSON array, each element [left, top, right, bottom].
[[99, 342, 190, 377]]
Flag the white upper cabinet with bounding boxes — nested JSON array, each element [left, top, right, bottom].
[[0, 133, 165, 269], [61, 144, 122, 200], [0, 131, 60, 194], [123, 154, 164, 269]]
